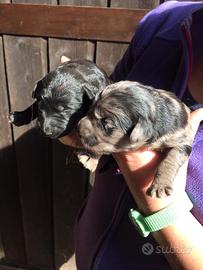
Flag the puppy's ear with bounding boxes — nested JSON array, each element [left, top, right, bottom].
[[83, 85, 96, 100], [32, 90, 36, 99], [130, 119, 153, 143], [81, 87, 95, 110], [61, 56, 71, 63], [32, 80, 43, 99]]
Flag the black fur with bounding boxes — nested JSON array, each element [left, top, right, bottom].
[[179, 145, 192, 156], [9, 101, 38, 126], [9, 59, 111, 138]]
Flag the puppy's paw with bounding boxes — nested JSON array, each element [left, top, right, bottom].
[[8, 111, 20, 125], [8, 111, 28, 126], [147, 183, 173, 198], [77, 154, 98, 172], [8, 112, 15, 123]]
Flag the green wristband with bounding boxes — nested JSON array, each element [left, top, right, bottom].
[[129, 192, 193, 237]]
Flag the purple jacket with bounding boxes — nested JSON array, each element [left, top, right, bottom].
[[75, 2, 203, 270]]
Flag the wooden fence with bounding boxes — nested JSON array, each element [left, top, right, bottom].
[[0, 1, 160, 270]]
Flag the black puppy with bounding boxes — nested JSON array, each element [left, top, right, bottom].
[[9, 59, 111, 138]]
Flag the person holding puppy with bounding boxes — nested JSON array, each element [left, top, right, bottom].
[[59, 1, 203, 270]]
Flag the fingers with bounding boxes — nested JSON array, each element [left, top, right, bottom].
[[60, 56, 71, 63]]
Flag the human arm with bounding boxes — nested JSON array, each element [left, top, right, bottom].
[[113, 109, 203, 270]]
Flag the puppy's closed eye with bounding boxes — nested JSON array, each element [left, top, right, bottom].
[[56, 105, 65, 112], [99, 118, 115, 135]]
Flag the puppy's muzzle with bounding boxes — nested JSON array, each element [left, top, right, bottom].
[[38, 118, 61, 138], [42, 125, 53, 136], [78, 117, 98, 147]]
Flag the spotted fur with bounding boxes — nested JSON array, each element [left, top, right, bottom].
[[78, 81, 193, 198]]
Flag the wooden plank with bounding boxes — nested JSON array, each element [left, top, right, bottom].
[[0, 35, 24, 266], [0, 4, 148, 42], [3, 35, 54, 269], [6, 0, 56, 266], [60, 0, 107, 6], [49, 39, 94, 67], [111, 0, 160, 9], [96, 42, 128, 76], [0, 1, 10, 3], [96, 0, 159, 76], [52, 143, 89, 270], [0, 36, 27, 266], [13, 0, 56, 3], [0, 38, 13, 177]]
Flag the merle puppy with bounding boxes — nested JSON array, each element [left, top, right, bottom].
[[9, 59, 111, 139], [78, 81, 193, 198]]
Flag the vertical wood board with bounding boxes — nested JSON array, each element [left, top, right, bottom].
[[96, 0, 159, 76], [3, 1, 56, 266], [0, 36, 27, 267], [0, 37, 12, 149], [96, 42, 128, 76], [4, 35, 54, 269], [49, 38, 95, 68]]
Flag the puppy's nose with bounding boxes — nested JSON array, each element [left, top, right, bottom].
[[44, 126, 53, 136]]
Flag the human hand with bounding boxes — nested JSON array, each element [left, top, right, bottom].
[[113, 108, 203, 215]]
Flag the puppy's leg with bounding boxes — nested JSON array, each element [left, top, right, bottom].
[[9, 101, 38, 126], [76, 151, 100, 172], [147, 145, 192, 198]]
